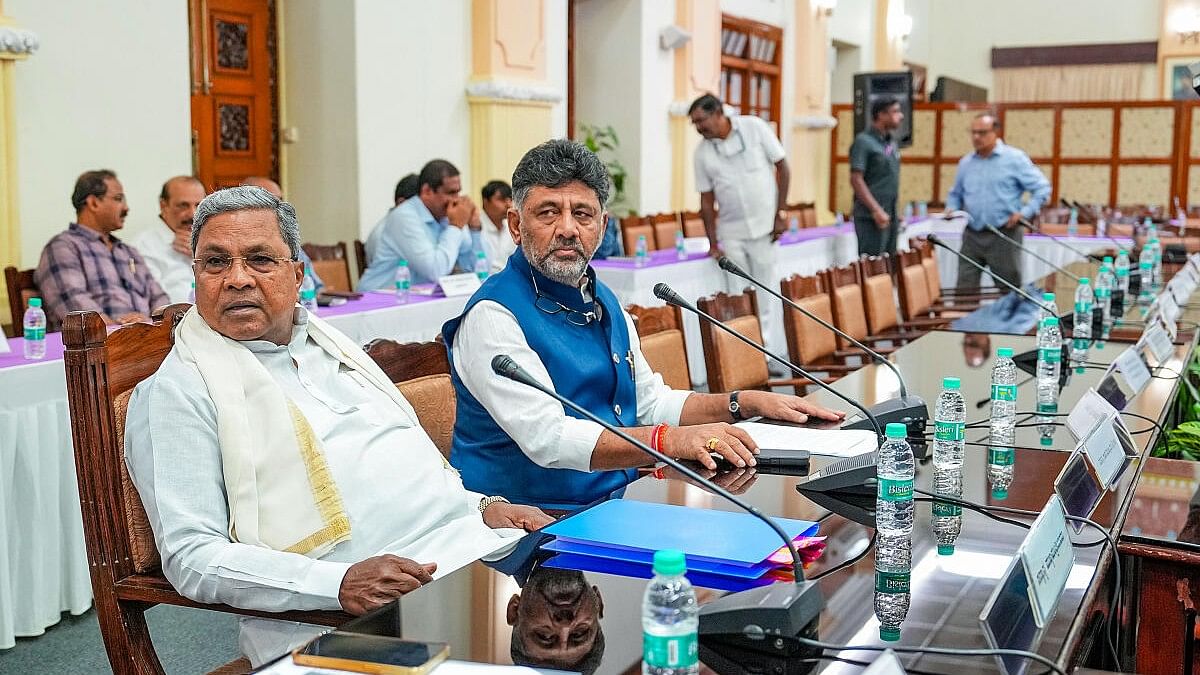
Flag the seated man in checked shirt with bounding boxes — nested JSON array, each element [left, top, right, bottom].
[[34, 169, 169, 329]]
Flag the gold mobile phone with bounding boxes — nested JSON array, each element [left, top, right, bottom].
[[293, 633, 449, 675]]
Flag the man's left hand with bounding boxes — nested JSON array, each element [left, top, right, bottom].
[[737, 389, 846, 424], [483, 502, 554, 531], [1005, 212, 1023, 229], [771, 213, 788, 242], [171, 228, 192, 256]]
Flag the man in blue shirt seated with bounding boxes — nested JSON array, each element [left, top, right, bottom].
[[944, 112, 1051, 291], [442, 139, 845, 510], [358, 159, 481, 289]]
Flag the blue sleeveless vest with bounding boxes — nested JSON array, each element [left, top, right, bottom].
[[442, 250, 638, 510]]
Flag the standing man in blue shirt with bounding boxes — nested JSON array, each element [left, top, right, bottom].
[[944, 112, 1051, 290], [358, 160, 481, 289]]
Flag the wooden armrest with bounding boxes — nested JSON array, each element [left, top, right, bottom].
[[115, 574, 352, 627]]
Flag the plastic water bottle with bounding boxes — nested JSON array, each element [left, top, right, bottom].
[[1150, 238, 1163, 291], [1138, 240, 1155, 293], [903, 202, 914, 222], [874, 558, 911, 643], [1115, 249, 1131, 289], [300, 272, 318, 314], [990, 347, 1017, 443], [1097, 216, 1107, 237], [674, 230, 687, 260], [1095, 262, 1114, 343], [835, 212, 845, 226], [22, 297, 46, 360], [635, 234, 649, 268], [1036, 316, 1063, 445], [933, 377, 965, 470], [917, 201, 928, 218], [474, 250, 489, 281], [931, 466, 963, 556], [1113, 266, 1129, 318], [1137, 261, 1154, 308], [1067, 207, 1079, 236], [394, 259, 411, 304], [1041, 291, 1057, 319], [187, 282, 196, 304], [876, 422, 914, 577], [642, 550, 699, 675], [1070, 279, 1092, 372]]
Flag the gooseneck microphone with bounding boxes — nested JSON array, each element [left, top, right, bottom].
[[1015, 220, 1106, 263], [984, 224, 1082, 281], [652, 283, 884, 439], [926, 234, 1054, 316], [490, 354, 823, 638]]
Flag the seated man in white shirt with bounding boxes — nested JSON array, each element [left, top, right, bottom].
[[130, 176, 206, 303], [124, 185, 550, 666], [443, 139, 845, 510], [480, 180, 517, 273]]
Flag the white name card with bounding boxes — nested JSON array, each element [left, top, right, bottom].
[[1144, 321, 1175, 363], [1067, 388, 1118, 441], [1114, 345, 1152, 394], [1020, 495, 1074, 628], [1160, 291, 1180, 324], [1080, 414, 1127, 489], [436, 272, 482, 297], [683, 237, 711, 255]]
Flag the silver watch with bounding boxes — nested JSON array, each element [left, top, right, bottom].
[[479, 495, 510, 513]]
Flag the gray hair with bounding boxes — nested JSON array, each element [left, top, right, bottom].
[[511, 139, 611, 211], [191, 185, 301, 258]]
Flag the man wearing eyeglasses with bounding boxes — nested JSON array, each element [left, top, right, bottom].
[[34, 169, 169, 329], [444, 140, 842, 511], [124, 186, 552, 667], [944, 113, 1051, 290], [689, 93, 790, 363]]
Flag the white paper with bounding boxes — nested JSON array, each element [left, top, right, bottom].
[[1067, 389, 1118, 441], [1145, 322, 1175, 362], [437, 272, 483, 297], [734, 422, 878, 458], [1080, 416, 1127, 489], [1114, 345, 1152, 394], [683, 237, 711, 255]]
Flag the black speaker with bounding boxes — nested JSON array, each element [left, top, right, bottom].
[[853, 71, 914, 147]]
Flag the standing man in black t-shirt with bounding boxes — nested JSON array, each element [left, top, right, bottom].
[[848, 97, 904, 256]]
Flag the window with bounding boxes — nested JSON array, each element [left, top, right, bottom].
[[719, 15, 783, 137]]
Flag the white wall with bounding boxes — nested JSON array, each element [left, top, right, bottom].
[[828, 0, 875, 104], [638, 0, 677, 215], [547, 0, 570, 139], [9, 0, 191, 267], [720, 0, 787, 26]]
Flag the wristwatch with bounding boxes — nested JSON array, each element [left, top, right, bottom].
[[777, 209, 788, 221], [478, 495, 510, 513], [728, 390, 746, 421]]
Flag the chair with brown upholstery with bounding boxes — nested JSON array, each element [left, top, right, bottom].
[[620, 215, 655, 255], [362, 338, 456, 458], [301, 242, 353, 293], [648, 212, 683, 250], [680, 211, 708, 238], [895, 249, 977, 321], [354, 239, 368, 280], [778, 274, 859, 393], [4, 265, 37, 338], [821, 264, 913, 349], [62, 305, 349, 675], [1039, 223, 1096, 237], [627, 304, 692, 391], [695, 289, 813, 393], [855, 256, 951, 335]]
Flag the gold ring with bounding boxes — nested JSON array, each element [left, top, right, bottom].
[[705, 437, 721, 451]]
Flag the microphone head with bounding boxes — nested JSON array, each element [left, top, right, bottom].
[[491, 354, 517, 377], [653, 283, 683, 307], [716, 256, 744, 276], [926, 233, 941, 245]]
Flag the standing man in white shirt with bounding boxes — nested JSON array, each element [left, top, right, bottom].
[[480, 180, 516, 272], [689, 94, 791, 359], [131, 176, 206, 303]]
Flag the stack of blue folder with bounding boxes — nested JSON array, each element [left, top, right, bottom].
[[539, 500, 820, 591]]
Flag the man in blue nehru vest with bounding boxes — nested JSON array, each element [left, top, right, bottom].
[[443, 139, 845, 510]]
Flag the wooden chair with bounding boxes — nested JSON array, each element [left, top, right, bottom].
[[680, 211, 708, 239], [620, 215, 654, 255], [4, 265, 37, 338], [695, 289, 813, 393], [1039, 223, 1096, 237], [912, 238, 1002, 304], [362, 338, 455, 458], [354, 239, 368, 280], [648, 212, 683, 250], [895, 249, 976, 321], [855, 255, 952, 335], [301, 242, 353, 293], [62, 304, 349, 675], [778, 274, 859, 393], [821, 264, 913, 350], [627, 304, 692, 391]]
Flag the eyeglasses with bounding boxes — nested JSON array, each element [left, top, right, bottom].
[[193, 253, 296, 275], [531, 273, 603, 326], [711, 128, 747, 157]]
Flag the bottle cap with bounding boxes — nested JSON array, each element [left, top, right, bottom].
[[638, 234, 647, 241], [652, 549, 686, 576], [476, 251, 486, 258], [998, 347, 1014, 358], [942, 376, 960, 389], [397, 259, 408, 267], [1079, 277, 1090, 284], [992, 487, 1008, 500], [880, 627, 901, 642], [1040, 436, 1054, 447], [1042, 292, 1055, 301], [885, 423, 908, 439], [1042, 316, 1059, 326], [937, 544, 955, 556], [28, 297, 41, 308]]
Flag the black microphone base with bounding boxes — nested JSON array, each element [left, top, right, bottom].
[[698, 581, 824, 638], [840, 395, 929, 456]]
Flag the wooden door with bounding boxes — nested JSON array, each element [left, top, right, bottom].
[[189, 0, 276, 191]]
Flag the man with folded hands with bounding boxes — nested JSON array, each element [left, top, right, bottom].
[[124, 185, 551, 667]]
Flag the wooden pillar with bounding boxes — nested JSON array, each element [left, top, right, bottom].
[[873, 0, 906, 71], [0, 2, 35, 328], [668, 0, 721, 212]]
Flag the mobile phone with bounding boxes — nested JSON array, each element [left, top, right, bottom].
[[293, 633, 449, 675]]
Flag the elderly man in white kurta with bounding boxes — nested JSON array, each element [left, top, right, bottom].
[[124, 186, 551, 667]]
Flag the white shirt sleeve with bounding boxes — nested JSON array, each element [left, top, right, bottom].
[[754, 116, 787, 163], [623, 310, 692, 425], [693, 145, 715, 193], [124, 360, 351, 613]]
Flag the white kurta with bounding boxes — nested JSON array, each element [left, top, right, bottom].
[[124, 312, 521, 666], [129, 222, 195, 304], [480, 211, 517, 273]]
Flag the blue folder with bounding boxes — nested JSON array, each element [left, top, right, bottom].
[[541, 538, 777, 579], [541, 499, 818, 567], [542, 553, 779, 593]]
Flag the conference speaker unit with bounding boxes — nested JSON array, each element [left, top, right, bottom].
[[853, 71, 914, 148]]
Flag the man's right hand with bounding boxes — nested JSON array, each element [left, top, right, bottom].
[[873, 208, 891, 228], [662, 422, 758, 470], [447, 197, 476, 229], [338, 555, 436, 615]]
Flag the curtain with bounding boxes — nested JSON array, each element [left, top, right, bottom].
[[994, 64, 1144, 102]]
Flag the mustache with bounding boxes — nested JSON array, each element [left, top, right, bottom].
[[540, 236, 586, 259]]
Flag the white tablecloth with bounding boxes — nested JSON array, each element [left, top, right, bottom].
[[0, 294, 470, 650]]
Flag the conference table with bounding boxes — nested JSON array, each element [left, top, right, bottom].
[[255, 322, 1190, 675]]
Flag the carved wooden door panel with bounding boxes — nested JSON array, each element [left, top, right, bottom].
[[189, 0, 276, 191]]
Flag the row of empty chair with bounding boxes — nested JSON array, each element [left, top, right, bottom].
[[618, 202, 818, 255]]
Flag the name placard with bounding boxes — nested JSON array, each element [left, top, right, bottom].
[[437, 272, 482, 297], [1079, 414, 1127, 489], [1020, 495, 1074, 628], [1114, 345, 1152, 394], [1067, 388, 1118, 441], [1144, 321, 1175, 363]]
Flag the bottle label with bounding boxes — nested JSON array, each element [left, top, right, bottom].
[[1075, 301, 1092, 313], [991, 384, 1017, 402], [1096, 288, 1111, 299], [877, 477, 913, 502], [23, 327, 45, 341], [643, 631, 698, 670], [1037, 401, 1058, 414], [1073, 338, 1089, 350], [934, 420, 964, 442], [932, 500, 962, 517], [875, 570, 911, 593], [1038, 347, 1061, 363], [396, 280, 411, 291], [988, 448, 1015, 466], [301, 291, 316, 301]]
